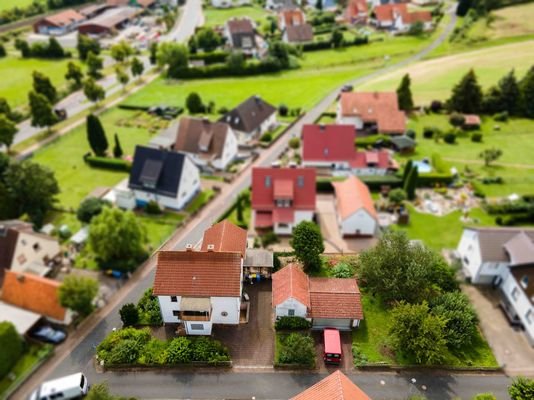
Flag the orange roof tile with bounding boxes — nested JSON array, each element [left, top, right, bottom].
[[41, 9, 85, 27], [279, 9, 306, 27], [291, 370, 372, 400], [201, 220, 247, 257], [1, 271, 66, 321], [272, 263, 310, 308], [332, 176, 377, 220], [309, 278, 363, 320], [464, 114, 481, 125], [153, 251, 242, 297]]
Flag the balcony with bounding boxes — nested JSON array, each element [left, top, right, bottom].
[[180, 312, 210, 322]]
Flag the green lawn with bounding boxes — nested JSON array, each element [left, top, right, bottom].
[[203, 5, 271, 27], [0, 0, 39, 10], [225, 191, 251, 229], [352, 293, 498, 368], [0, 55, 83, 109], [404, 114, 534, 198], [186, 189, 215, 214], [138, 212, 186, 250]]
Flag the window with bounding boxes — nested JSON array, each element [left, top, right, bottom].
[[526, 309, 533, 325], [172, 310, 180, 317], [80, 374, 86, 389], [190, 324, 205, 330], [221, 311, 228, 317], [265, 176, 271, 188], [21, 239, 27, 246], [170, 296, 178, 302], [297, 176, 304, 187], [521, 275, 529, 289], [511, 287, 519, 301], [288, 309, 295, 316], [463, 256, 469, 265], [33, 243, 40, 252]]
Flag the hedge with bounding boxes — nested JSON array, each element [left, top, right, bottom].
[[275, 316, 312, 331], [355, 135, 392, 148], [485, 201, 534, 215], [189, 51, 229, 65], [417, 173, 454, 187], [85, 156, 132, 172], [276, 332, 315, 367], [301, 36, 368, 52], [317, 175, 403, 192], [170, 59, 284, 79], [0, 322, 24, 379], [118, 104, 150, 111]]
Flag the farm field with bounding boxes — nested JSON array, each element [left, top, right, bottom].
[[203, 5, 270, 27], [358, 40, 534, 104]]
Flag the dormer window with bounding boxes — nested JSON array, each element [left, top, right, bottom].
[[297, 176, 304, 187], [324, 148, 329, 156], [265, 176, 271, 188], [521, 275, 529, 289]]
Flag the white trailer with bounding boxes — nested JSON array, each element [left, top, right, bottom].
[[29, 372, 89, 400]]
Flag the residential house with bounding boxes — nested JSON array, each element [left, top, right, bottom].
[[224, 18, 257, 55], [457, 227, 534, 345], [219, 96, 278, 144], [126, 146, 200, 211], [278, 8, 305, 30], [278, 9, 314, 44], [332, 176, 378, 237], [1, 271, 71, 325], [337, 92, 406, 135], [153, 249, 244, 335], [211, 0, 251, 7], [291, 370, 372, 400], [251, 167, 316, 235], [33, 10, 86, 35], [0, 220, 60, 280], [301, 124, 398, 175], [371, 4, 433, 33], [106, 0, 156, 8], [266, 0, 299, 10], [272, 264, 363, 330], [345, 0, 368, 24], [174, 117, 238, 171]]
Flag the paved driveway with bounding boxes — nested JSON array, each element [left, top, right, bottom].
[[312, 330, 354, 372], [463, 285, 534, 377], [212, 280, 274, 367]]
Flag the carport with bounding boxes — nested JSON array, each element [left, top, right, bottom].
[[0, 302, 41, 335]]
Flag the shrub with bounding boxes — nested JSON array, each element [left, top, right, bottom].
[[449, 112, 466, 127], [509, 377, 534, 400], [275, 316, 312, 331], [0, 322, 24, 379], [77, 197, 111, 223], [189, 51, 229, 65], [430, 100, 443, 113], [406, 129, 416, 139], [278, 333, 315, 366], [165, 337, 192, 364], [191, 337, 230, 363], [260, 231, 279, 247], [145, 200, 162, 215], [97, 327, 151, 365], [137, 288, 163, 325], [423, 126, 436, 139], [108, 339, 143, 364], [120, 303, 139, 327], [443, 131, 457, 144], [289, 137, 300, 149], [471, 181, 486, 198], [473, 393, 497, 400], [331, 262, 354, 278], [85, 156, 131, 171], [260, 132, 272, 142], [471, 132, 483, 142], [279, 104, 288, 117], [481, 176, 503, 184], [138, 338, 167, 365], [493, 111, 509, 122]]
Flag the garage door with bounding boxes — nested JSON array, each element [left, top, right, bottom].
[[312, 318, 351, 331]]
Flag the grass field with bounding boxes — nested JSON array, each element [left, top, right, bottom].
[[359, 40, 534, 104], [203, 5, 271, 27], [0, 0, 39, 11], [470, 3, 534, 41], [0, 55, 83, 109]]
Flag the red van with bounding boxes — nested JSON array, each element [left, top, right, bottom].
[[323, 328, 342, 364]]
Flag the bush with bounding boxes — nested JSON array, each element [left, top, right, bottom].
[[145, 200, 162, 215], [191, 337, 230, 363], [85, 156, 131, 171], [493, 111, 508, 122], [471, 181, 486, 198], [443, 131, 457, 144], [449, 112, 466, 127], [165, 337, 192, 364], [289, 137, 300, 149], [120, 303, 139, 327], [331, 262, 354, 278], [77, 197, 110, 223], [471, 132, 483, 142], [97, 327, 151, 365], [137, 288, 163, 326], [260, 231, 279, 247], [138, 338, 167, 365], [260, 132, 272, 142], [171, 58, 285, 79], [406, 129, 416, 139], [509, 377, 534, 400], [430, 100, 443, 113], [278, 333, 315, 366], [481, 176, 503, 184], [423, 126, 438, 139], [473, 394, 497, 400], [275, 316, 312, 331], [189, 51, 229, 65], [279, 104, 288, 117], [0, 322, 24, 379]]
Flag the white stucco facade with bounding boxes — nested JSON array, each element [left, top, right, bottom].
[[500, 269, 534, 346], [235, 112, 278, 144], [274, 297, 308, 319], [336, 110, 364, 130], [212, 128, 238, 170], [10, 232, 60, 273], [338, 209, 377, 237]]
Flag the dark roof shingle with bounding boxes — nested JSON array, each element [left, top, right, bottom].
[[219, 96, 277, 134]]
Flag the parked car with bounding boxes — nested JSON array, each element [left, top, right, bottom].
[[30, 325, 67, 344], [341, 84, 353, 93], [323, 328, 342, 365], [29, 372, 89, 400]]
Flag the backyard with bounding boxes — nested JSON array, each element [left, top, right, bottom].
[[203, 4, 270, 27]]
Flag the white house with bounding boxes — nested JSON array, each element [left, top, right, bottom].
[[153, 249, 244, 335], [211, 0, 251, 7], [174, 117, 238, 171], [266, 0, 299, 10], [457, 227, 534, 345], [372, 3, 433, 33], [128, 146, 201, 211], [332, 176, 378, 237], [272, 264, 363, 330]]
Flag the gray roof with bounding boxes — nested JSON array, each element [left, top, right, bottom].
[[244, 248, 273, 268], [285, 23, 314, 43], [390, 135, 416, 150], [504, 231, 534, 266], [0, 302, 41, 334], [471, 227, 534, 264]]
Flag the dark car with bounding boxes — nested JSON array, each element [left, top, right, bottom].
[[30, 325, 67, 344], [341, 84, 353, 93]]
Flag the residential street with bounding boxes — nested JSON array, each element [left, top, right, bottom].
[[10, 4, 518, 400]]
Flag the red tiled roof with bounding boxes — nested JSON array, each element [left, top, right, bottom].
[[291, 370, 372, 400], [339, 92, 406, 134], [405, 10, 432, 23], [373, 3, 408, 22], [274, 179, 294, 199], [272, 263, 310, 308], [279, 9, 305, 27], [464, 114, 481, 125], [349, 150, 396, 170], [302, 124, 356, 162], [201, 220, 247, 258], [251, 167, 316, 211], [332, 176, 377, 220], [273, 208, 295, 223], [227, 18, 254, 34], [346, 0, 368, 21], [153, 251, 242, 297], [1, 271, 66, 321], [41, 9, 85, 27], [309, 277, 363, 319]]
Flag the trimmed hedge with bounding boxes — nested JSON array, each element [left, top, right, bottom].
[[189, 51, 229, 65], [355, 135, 392, 148], [317, 175, 403, 192], [118, 104, 150, 111], [301, 36, 368, 52], [275, 316, 312, 331], [0, 322, 24, 379], [85, 156, 132, 171], [170, 59, 284, 79]]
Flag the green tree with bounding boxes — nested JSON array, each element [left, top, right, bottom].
[[149, 42, 158, 65], [519, 65, 534, 118], [137, 288, 162, 325], [110, 40, 133, 63], [472, 394, 497, 400], [357, 230, 456, 304], [289, 137, 300, 149], [0, 43, 6, 58], [396, 74, 414, 112], [165, 337, 192, 364], [131, 57, 144, 80], [58, 275, 99, 317], [456, 0, 471, 16], [120, 303, 139, 327], [86, 114, 108, 156], [113, 133, 124, 158], [479, 147, 502, 167], [4, 160, 59, 227], [279, 333, 315, 366], [88, 207, 147, 269], [498, 69, 520, 115], [331, 262, 353, 278], [115, 65, 130, 90], [402, 159, 413, 183], [388, 188, 407, 206], [14, 38, 30, 57], [269, 41, 291, 68], [195, 27, 222, 52], [86, 51, 103, 79], [65, 61, 84, 88], [509, 377, 534, 400], [0, 322, 24, 380], [76, 197, 110, 224], [226, 51, 246, 73], [430, 291, 478, 349], [186, 92, 204, 114], [33, 71, 57, 103], [403, 165, 418, 201], [389, 301, 447, 365], [290, 221, 325, 272], [83, 78, 106, 105], [47, 37, 66, 58], [408, 21, 424, 36], [0, 114, 17, 150], [77, 34, 101, 61], [28, 91, 57, 131], [0, 98, 12, 117], [316, 0, 323, 10], [156, 42, 189, 77], [448, 69, 483, 113], [331, 29, 344, 48]]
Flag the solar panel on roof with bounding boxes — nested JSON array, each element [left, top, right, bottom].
[[140, 159, 163, 188]]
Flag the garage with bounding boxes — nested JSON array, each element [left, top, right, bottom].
[[312, 318, 352, 331]]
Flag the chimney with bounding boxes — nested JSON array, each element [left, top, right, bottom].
[[254, 95, 261, 103], [185, 244, 193, 251], [207, 244, 215, 252], [319, 123, 325, 131], [271, 161, 280, 168], [16, 274, 25, 282], [288, 161, 297, 168]]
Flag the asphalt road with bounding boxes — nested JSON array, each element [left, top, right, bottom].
[[11, 4, 514, 400]]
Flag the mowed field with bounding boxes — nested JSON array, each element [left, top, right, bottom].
[[0, 0, 38, 11], [471, 2, 534, 40], [358, 40, 534, 104], [203, 5, 270, 27]]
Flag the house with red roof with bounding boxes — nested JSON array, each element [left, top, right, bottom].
[[251, 167, 316, 235], [272, 264, 363, 330], [337, 92, 406, 135], [301, 124, 398, 175], [345, 0, 368, 25], [33, 9, 86, 35], [332, 176, 378, 237], [371, 3, 433, 32], [278, 9, 314, 44], [291, 370, 372, 400]]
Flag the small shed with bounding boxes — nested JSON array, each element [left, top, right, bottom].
[[244, 248, 273, 279], [390, 135, 416, 154], [463, 114, 481, 130]]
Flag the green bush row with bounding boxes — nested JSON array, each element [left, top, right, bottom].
[[275, 316, 312, 331], [276, 332, 315, 367], [171, 58, 285, 79], [85, 156, 132, 172], [189, 51, 230, 65]]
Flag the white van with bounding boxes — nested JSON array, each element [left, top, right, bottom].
[[29, 372, 89, 400]]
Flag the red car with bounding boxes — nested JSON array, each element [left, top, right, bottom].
[[323, 328, 342, 365]]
